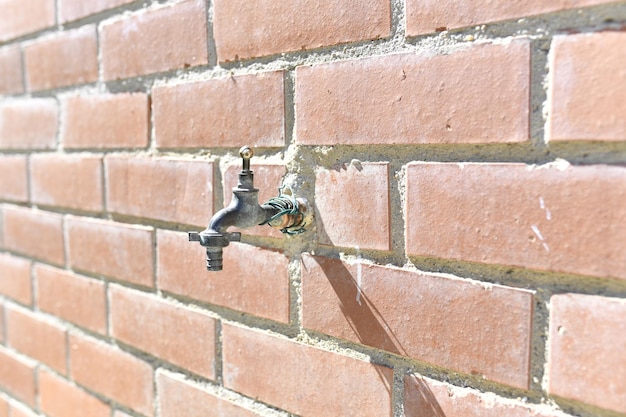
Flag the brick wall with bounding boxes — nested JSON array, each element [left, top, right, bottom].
[[0, 1, 625, 416]]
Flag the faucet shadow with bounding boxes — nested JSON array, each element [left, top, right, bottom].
[[311, 257, 447, 417]]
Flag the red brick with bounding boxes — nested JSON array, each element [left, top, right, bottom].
[[158, 372, 263, 417], [315, 162, 390, 250], [6, 305, 67, 373], [158, 230, 290, 323], [40, 369, 110, 417], [60, 0, 135, 23], [405, 163, 626, 280], [0, 396, 6, 417], [405, 375, 567, 417], [295, 41, 530, 145], [213, 0, 391, 62], [548, 31, 626, 142], [110, 284, 216, 379], [70, 333, 154, 416], [0, 45, 23, 95], [548, 294, 626, 413], [153, 72, 284, 148], [36, 264, 106, 334], [67, 217, 153, 286], [61, 93, 149, 149], [302, 255, 533, 389], [0, 156, 27, 203], [406, 0, 615, 35], [0, 99, 57, 150], [31, 154, 103, 212], [223, 162, 286, 238], [100, 0, 208, 81], [106, 157, 212, 227], [0, 346, 36, 407], [0, 0, 55, 41], [0, 253, 31, 305], [2, 206, 64, 265], [222, 324, 393, 416], [24, 25, 97, 91]]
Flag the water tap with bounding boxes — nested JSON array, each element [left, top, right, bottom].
[[189, 146, 310, 271]]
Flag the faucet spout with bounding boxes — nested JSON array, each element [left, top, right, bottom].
[[208, 187, 278, 235]]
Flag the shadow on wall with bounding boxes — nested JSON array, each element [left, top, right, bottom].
[[404, 376, 448, 417], [313, 257, 447, 417]]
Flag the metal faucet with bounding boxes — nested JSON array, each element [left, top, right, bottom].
[[189, 146, 307, 271]]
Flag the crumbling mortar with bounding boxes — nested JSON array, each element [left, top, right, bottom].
[[160, 288, 300, 338], [287, 257, 302, 329], [529, 38, 550, 148], [205, 0, 218, 69], [156, 368, 291, 417]]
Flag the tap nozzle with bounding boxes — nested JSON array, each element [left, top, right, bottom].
[[188, 231, 241, 271]]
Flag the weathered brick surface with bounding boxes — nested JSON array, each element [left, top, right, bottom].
[[62, 93, 149, 149], [2, 1, 626, 415], [548, 31, 626, 142], [0, 253, 31, 305], [295, 41, 530, 145], [0, 0, 55, 41], [548, 294, 626, 413], [2, 206, 64, 265], [110, 284, 217, 379], [36, 264, 107, 334], [0, 155, 27, 202], [100, 0, 208, 80], [302, 255, 533, 389], [70, 333, 154, 416], [158, 231, 291, 323], [0, 99, 58, 150], [405, 163, 626, 280], [406, 0, 615, 35], [213, 0, 391, 62], [6, 305, 67, 373], [222, 324, 394, 416], [24, 25, 97, 91], [153, 72, 284, 148], [106, 156, 212, 227], [405, 376, 567, 417], [0, 45, 23, 95], [0, 206, 3, 249], [315, 162, 390, 250], [40, 369, 110, 417], [66, 217, 153, 286], [60, 0, 136, 23], [158, 372, 263, 417], [0, 346, 36, 407], [31, 154, 103, 212], [0, 207, 3, 249], [0, 396, 6, 417]]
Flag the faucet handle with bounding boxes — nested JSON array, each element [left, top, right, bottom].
[[240, 146, 253, 171]]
